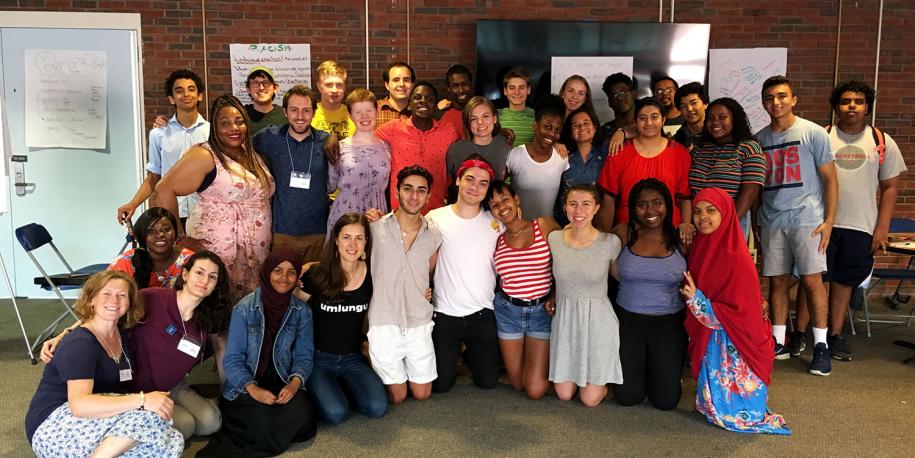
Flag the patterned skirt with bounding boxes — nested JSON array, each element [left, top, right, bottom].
[[31, 403, 184, 457]]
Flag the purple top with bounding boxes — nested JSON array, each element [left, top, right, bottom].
[[128, 288, 207, 392]]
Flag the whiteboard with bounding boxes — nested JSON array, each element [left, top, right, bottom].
[[708, 48, 788, 134], [25, 49, 108, 149], [551, 56, 633, 126], [230, 43, 312, 105]]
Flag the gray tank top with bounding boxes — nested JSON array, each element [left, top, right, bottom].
[[616, 245, 686, 315]]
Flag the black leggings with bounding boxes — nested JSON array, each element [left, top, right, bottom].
[[611, 306, 687, 410]]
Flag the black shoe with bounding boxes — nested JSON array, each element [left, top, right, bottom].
[[774, 343, 791, 360], [827, 334, 852, 361], [787, 331, 806, 357], [809, 343, 832, 376]]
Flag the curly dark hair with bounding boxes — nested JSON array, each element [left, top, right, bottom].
[[626, 178, 679, 252], [703, 97, 756, 145], [165, 69, 204, 97], [173, 251, 231, 334], [130, 207, 179, 289], [829, 80, 875, 114]]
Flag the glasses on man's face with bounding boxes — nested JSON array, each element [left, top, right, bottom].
[[654, 88, 676, 96], [611, 90, 632, 100], [248, 80, 271, 89]]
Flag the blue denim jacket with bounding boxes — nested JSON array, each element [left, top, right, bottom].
[[222, 288, 314, 401]]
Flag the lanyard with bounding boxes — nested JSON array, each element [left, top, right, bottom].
[[285, 129, 315, 174]]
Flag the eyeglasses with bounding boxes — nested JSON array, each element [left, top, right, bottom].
[[611, 90, 633, 100], [248, 80, 272, 89], [654, 88, 676, 96]]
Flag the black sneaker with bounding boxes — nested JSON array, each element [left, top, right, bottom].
[[809, 342, 832, 376], [774, 343, 791, 360], [828, 334, 852, 361], [787, 331, 806, 357]]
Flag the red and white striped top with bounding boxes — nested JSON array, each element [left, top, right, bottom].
[[494, 219, 552, 300]]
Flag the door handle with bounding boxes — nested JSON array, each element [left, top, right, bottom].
[[11, 155, 35, 196]]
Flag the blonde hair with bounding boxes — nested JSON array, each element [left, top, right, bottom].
[[462, 96, 500, 141], [316, 60, 348, 82], [74, 270, 144, 328], [345, 88, 377, 112]]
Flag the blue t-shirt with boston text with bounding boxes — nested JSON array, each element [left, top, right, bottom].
[[755, 116, 835, 228]]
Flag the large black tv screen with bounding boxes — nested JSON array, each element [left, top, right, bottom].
[[476, 20, 710, 123]]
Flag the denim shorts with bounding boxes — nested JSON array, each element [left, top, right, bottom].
[[493, 292, 552, 340]]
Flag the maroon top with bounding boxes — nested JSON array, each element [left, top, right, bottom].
[[128, 287, 207, 392]]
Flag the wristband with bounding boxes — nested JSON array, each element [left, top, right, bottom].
[[139, 391, 145, 410]]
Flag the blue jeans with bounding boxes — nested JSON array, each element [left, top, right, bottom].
[[493, 292, 552, 340], [305, 351, 388, 425]]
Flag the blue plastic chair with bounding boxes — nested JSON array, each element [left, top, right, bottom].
[[14, 223, 108, 362]]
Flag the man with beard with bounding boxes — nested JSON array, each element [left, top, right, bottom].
[[652, 74, 683, 136], [254, 84, 330, 262]]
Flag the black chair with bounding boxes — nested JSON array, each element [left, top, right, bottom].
[[14, 223, 108, 362]]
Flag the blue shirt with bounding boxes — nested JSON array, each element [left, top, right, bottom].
[[554, 142, 608, 223], [755, 116, 835, 228], [254, 124, 330, 236], [147, 113, 209, 217]]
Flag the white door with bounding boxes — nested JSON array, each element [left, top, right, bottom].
[[0, 16, 145, 298]]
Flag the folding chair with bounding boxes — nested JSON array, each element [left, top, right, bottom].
[[849, 218, 915, 338], [14, 223, 108, 363]]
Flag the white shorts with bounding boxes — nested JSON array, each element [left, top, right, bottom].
[[367, 322, 437, 385]]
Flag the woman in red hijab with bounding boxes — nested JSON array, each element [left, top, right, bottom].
[[680, 187, 790, 435]]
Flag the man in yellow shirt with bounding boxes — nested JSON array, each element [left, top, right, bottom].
[[312, 60, 356, 140]]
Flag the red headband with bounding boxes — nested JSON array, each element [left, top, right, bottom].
[[457, 159, 495, 180]]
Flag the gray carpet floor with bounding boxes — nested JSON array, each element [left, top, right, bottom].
[[1, 297, 913, 457]]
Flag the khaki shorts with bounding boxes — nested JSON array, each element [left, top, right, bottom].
[[761, 226, 828, 277]]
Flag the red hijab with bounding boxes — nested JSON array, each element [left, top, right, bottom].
[[255, 246, 302, 378], [685, 188, 774, 384]]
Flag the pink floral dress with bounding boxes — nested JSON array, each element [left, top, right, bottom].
[[187, 143, 275, 305]]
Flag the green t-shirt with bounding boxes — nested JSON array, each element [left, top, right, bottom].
[[498, 107, 535, 147]]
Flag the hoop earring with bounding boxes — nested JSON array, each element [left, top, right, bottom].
[[360, 252, 366, 261], [517, 207, 523, 220]]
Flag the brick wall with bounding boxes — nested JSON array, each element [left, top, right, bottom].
[[5, 1, 914, 227]]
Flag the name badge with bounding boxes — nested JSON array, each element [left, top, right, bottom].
[[177, 336, 202, 358], [119, 368, 133, 382], [290, 171, 311, 189]]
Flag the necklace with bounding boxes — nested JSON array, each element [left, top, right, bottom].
[[88, 321, 123, 364], [505, 221, 530, 237]]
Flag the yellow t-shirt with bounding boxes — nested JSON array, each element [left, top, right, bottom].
[[313, 103, 356, 139]]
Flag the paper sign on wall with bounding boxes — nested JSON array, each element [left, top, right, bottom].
[[551, 56, 633, 126], [25, 49, 108, 149], [230, 44, 312, 105], [708, 48, 788, 134]]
